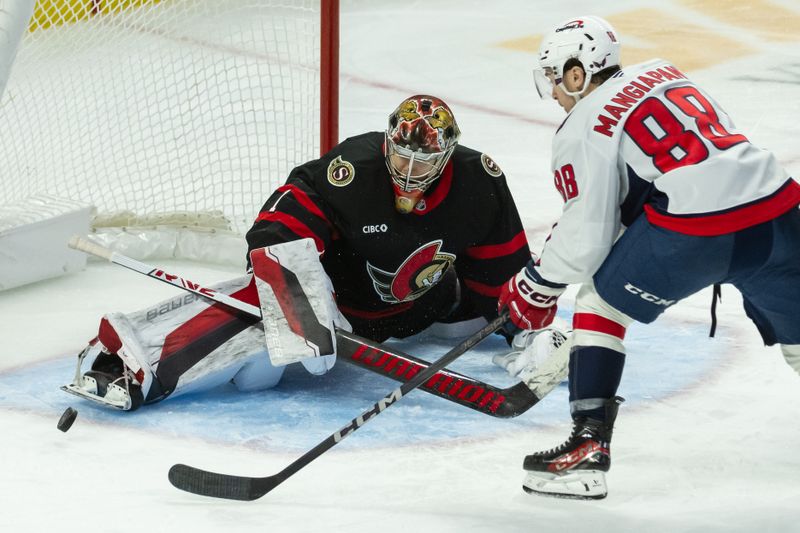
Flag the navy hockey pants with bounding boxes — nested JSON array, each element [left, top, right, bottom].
[[593, 207, 800, 345]]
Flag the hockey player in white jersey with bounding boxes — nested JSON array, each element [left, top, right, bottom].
[[498, 16, 800, 499]]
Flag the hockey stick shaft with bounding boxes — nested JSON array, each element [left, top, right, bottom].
[[69, 235, 538, 417], [68, 235, 261, 316], [168, 315, 505, 500]]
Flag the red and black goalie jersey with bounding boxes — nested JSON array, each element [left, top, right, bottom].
[[246, 132, 531, 341]]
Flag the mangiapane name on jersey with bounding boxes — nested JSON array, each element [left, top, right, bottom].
[[592, 63, 687, 137]]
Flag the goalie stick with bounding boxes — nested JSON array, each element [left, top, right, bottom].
[[338, 331, 538, 418], [167, 315, 505, 501], [67, 235, 541, 418]]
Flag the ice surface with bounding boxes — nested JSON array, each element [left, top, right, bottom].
[[1, 1, 799, 531]]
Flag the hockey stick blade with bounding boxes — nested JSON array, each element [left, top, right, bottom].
[[337, 330, 539, 418], [168, 466, 281, 502], [168, 316, 505, 501]]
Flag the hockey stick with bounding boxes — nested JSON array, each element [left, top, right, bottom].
[[167, 314, 505, 501], [67, 235, 262, 316], [67, 236, 540, 418], [338, 331, 537, 418]]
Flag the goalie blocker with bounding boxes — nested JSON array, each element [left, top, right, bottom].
[[250, 238, 351, 372]]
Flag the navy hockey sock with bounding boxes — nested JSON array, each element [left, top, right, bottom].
[[568, 345, 625, 420]]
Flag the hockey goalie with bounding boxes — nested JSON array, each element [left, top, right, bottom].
[[62, 94, 568, 411]]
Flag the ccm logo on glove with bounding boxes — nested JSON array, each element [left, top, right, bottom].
[[517, 279, 559, 306], [499, 267, 566, 333]]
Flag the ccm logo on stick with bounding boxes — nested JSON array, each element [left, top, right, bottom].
[[624, 283, 675, 306], [333, 389, 403, 442]]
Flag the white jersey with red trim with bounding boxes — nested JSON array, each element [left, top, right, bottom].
[[538, 58, 799, 285]]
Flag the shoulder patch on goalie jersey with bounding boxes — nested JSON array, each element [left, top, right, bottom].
[[480, 153, 503, 177], [327, 156, 355, 187]]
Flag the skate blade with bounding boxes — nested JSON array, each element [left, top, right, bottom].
[[522, 470, 608, 500], [60, 384, 129, 410]]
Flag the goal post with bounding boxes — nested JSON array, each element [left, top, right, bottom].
[[320, 0, 338, 156], [0, 0, 339, 273]]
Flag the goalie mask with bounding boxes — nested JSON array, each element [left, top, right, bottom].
[[385, 95, 461, 214], [533, 16, 620, 100]]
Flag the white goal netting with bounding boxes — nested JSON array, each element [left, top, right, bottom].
[[0, 0, 329, 237]]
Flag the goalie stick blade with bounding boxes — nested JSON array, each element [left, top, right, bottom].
[[336, 330, 541, 418], [168, 464, 279, 501]]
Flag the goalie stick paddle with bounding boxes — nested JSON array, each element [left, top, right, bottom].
[[167, 315, 506, 501], [338, 331, 538, 418], [68, 235, 541, 418]]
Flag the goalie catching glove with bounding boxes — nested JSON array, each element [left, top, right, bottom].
[[493, 318, 570, 378], [498, 262, 566, 334], [492, 318, 571, 396]]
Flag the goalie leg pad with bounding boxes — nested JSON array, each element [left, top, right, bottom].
[[232, 351, 286, 392], [62, 275, 279, 409]]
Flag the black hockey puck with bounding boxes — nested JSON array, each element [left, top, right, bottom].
[[57, 407, 78, 432]]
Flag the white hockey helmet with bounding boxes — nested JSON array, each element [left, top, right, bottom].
[[533, 16, 620, 99]]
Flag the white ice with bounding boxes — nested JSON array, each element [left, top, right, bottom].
[[1, 1, 799, 531]]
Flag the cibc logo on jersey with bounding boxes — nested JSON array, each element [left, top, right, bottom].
[[366, 240, 455, 303], [363, 224, 388, 234]]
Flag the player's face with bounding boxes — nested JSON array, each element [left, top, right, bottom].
[[538, 69, 574, 113], [386, 150, 445, 214], [552, 66, 586, 113], [553, 83, 577, 113], [534, 66, 560, 98], [384, 131, 455, 213], [388, 153, 438, 185]]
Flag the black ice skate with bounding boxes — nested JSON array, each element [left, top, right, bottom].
[[62, 348, 144, 411], [522, 397, 623, 500]]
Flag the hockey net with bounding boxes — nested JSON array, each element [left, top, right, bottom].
[[0, 0, 337, 263]]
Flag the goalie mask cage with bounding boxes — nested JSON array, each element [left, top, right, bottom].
[[0, 0, 338, 240]]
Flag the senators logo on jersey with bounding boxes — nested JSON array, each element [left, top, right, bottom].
[[366, 240, 456, 303], [480, 153, 503, 177], [327, 156, 355, 187]]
